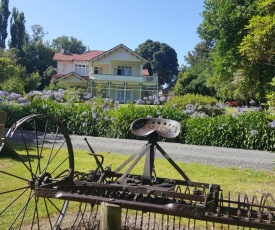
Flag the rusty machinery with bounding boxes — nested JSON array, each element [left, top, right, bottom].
[[0, 114, 275, 229]]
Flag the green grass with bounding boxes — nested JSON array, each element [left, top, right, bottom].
[[1, 146, 275, 228]]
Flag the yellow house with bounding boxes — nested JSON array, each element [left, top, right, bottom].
[[52, 44, 158, 103]]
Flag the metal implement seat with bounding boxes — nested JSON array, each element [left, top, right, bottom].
[[130, 118, 181, 138]]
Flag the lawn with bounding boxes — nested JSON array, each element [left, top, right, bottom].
[[1, 145, 275, 229]]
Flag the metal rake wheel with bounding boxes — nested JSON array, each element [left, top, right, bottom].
[[0, 114, 74, 230]]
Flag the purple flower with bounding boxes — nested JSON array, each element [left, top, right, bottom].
[[160, 96, 166, 102], [269, 120, 275, 128], [18, 97, 29, 104], [250, 129, 258, 136], [136, 99, 145, 105], [82, 122, 87, 128]]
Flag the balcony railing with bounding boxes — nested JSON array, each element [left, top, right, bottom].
[[90, 73, 158, 83]]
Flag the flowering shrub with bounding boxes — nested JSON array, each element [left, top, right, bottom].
[[185, 111, 275, 150], [164, 94, 225, 117], [2, 89, 275, 151], [135, 95, 166, 105]]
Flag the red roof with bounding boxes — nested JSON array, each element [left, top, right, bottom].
[[142, 69, 149, 76], [53, 50, 105, 61]]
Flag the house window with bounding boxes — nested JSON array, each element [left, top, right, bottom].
[[75, 64, 89, 76], [116, 89, 124, 100], [116, 90, 132, 101], [126, 90, 132, 101], [94, 67, 102, 74], [115, 66, 132, 76]]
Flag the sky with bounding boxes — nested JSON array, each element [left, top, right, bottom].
[[8, 0, 205, 66]]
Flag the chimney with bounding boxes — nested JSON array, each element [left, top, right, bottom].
[[60, 44, 64, 54]]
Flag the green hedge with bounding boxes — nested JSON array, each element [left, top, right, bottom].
[[2, 99, 275, 151], [165, 94, 225, 116]]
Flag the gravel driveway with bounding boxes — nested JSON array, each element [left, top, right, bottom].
[[70, 134, 275, 171], [4, 128, 275, 172]]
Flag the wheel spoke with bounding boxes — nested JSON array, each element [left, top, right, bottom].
[[44, 197, 54, 230], [1, 114, 74, 229], [0, 185, 30, 195], [50, 154, 70, 175], [9, 190, 34, 229], [3, 141, 36, 179], [20, 128, 34, 177], [0, 187, 29, 215], [41, 139, 66, 176], [0, 170, 29, 182]]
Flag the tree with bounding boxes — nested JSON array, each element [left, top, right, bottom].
[[198, 0, 257, 76], [196, 0, 275, 102], [0, 56, 19, 83], [41, 66, 56, 90], [2, 76, 24, 93], [239, 0, 275, 65], [21, 39, 55, 78], [51, 36, 87, 54], [24, 72, 41, 92], [174, 42, 215, 96], [135, 39, 179, 87], [0, 0, 10, 48], [18, 25, 55, 89], [9, 7, 25, 50], [31, 24, 48, 43]]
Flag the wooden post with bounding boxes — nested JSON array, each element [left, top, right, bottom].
[[100, 202, 121, 230]]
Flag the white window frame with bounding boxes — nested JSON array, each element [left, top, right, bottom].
[[75, 64, 89, 76], [116, 66, 132, 76], [116, 89, 124, 100], [125, 90, 133, 101], [94, 67, 102, 74]]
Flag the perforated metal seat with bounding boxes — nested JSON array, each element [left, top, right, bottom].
[[130, 118, 181, 138]]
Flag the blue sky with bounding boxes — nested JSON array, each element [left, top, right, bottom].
[[8, 0, 205, 66]]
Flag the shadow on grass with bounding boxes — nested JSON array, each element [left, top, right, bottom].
[[0, 142, 42, 162]]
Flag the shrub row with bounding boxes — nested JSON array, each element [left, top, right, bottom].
[[2, 97, 275, 151]]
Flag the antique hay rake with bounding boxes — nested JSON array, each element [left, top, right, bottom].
[[1, 114, 275, 229]]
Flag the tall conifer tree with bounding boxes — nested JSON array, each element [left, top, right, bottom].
[[9, 7, 25, 50], [0, 0, 10, 48]]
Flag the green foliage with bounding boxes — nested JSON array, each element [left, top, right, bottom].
[[20, 35, 55, 84], [0, 56, 19, 84], [51, 36, 87, 54], [165, 94, 224, 116], [174, 40, 214, 99], [46, 82, 66, 91], [4, 99, 275, 151], [196, 0, 275, 103], [185, 111, 275, 150], [9, 7, 25, 50], [0, 0, 10, 48], [24, 72, 41, 92], [2, 76, 24, 93], [135, 39, 179, 86], [239, 0, 275, 64]]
